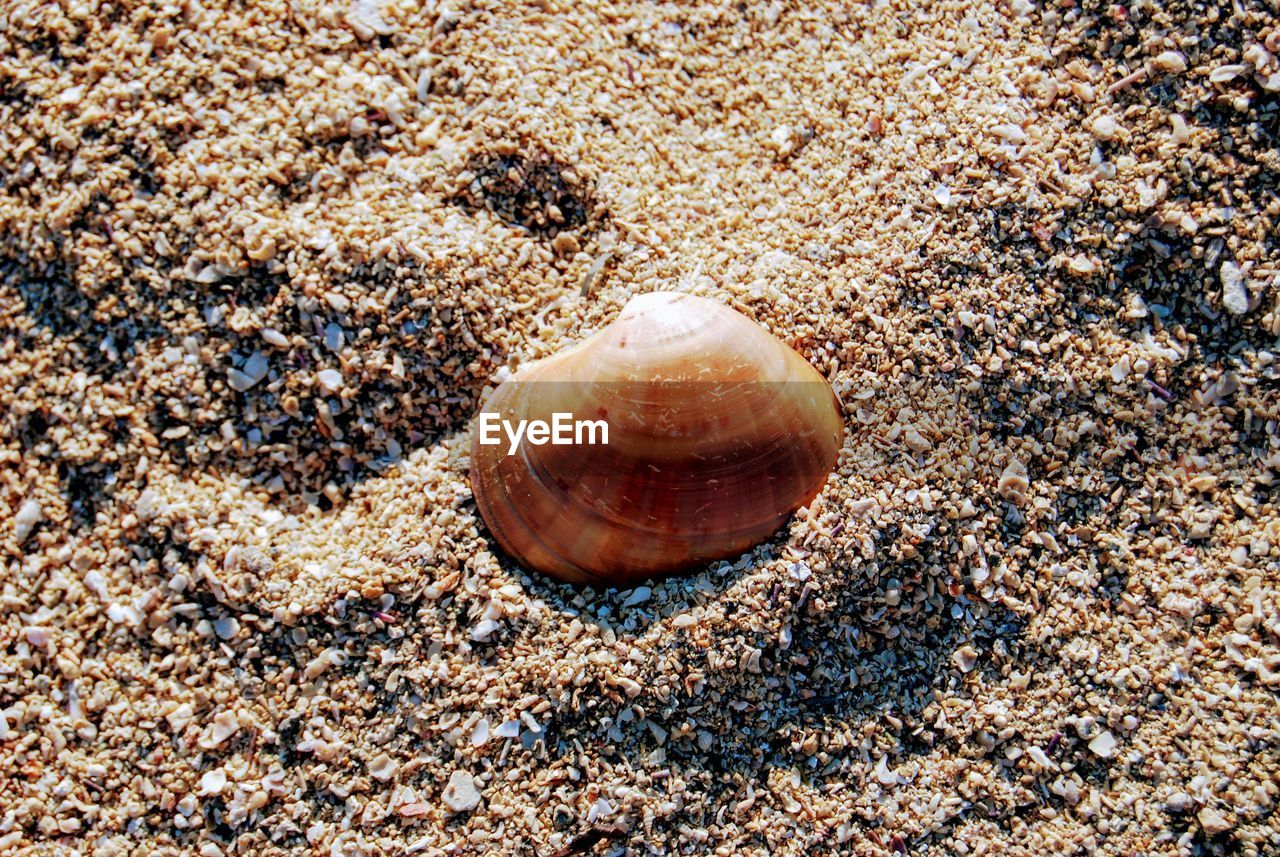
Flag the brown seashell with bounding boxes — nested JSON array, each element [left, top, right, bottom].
[[470, 292, 844, 586]]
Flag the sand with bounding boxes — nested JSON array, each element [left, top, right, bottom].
[[1, 0, 1278, 854]]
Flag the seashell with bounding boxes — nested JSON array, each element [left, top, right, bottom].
[[470, 292, 844, 586]]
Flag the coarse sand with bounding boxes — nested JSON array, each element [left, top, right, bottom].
[[1, 1, 1278, 854]]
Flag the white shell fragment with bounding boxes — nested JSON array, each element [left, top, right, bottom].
[[997, 461, 1030, 506], [228, 352, 270, 392], [316, 368, 344, 393], [368, 754, 398, 781], [199, 768, 228, 796], [621, 586, 653, 607], [1153, 51, 1187, 73], [347, 0, 396, 39], [14, 500, 42, 543], [441, 771, 482, 812], [493, 720, 521, 739], [1220, 261, 1249, 315], [199, 710, 242, 750], [1088, 731, 1118, 758]]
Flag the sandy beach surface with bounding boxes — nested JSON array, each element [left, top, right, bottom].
[[2, 0, 1278, 854]]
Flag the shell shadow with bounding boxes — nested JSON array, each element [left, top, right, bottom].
[[486, 524, 1032, 849], [456, 356, 1045, 847]]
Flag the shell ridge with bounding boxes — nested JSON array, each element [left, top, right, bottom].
[[470, 291, 845, 585]]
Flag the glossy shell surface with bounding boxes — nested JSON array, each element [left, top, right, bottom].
[[470, 292, 844, 585]]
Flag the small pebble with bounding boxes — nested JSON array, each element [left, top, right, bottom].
[[952, 646, 979, 673], [1152, 51, 1187, 73], [1091, 115, 1119, 141], [1198, 806, 1234, 835]]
